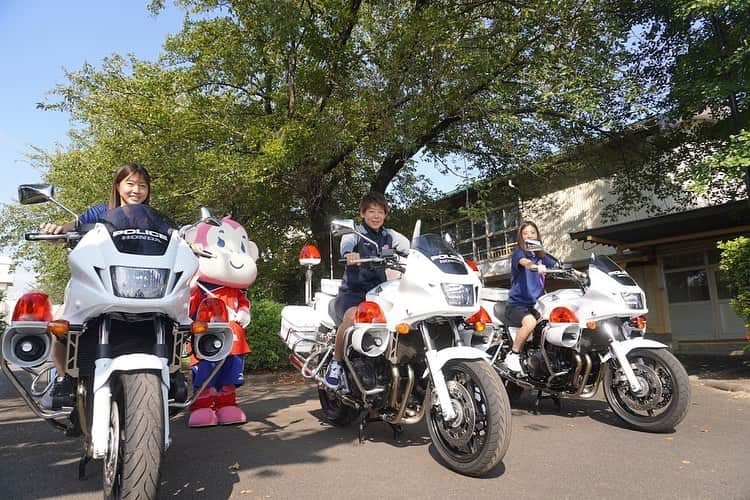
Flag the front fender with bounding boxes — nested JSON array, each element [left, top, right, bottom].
[[93, 354, 167, 392], [602, 337, 669, 362], [424, 346, 490, 375], [90, 354, 169, 459]]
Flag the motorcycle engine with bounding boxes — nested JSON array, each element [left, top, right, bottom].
[[525, 345, 573, 383], [349, 355, 388, 407]]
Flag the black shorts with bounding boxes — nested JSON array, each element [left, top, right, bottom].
[[504, 304, 539, 328], [332, 292, 365, 325]]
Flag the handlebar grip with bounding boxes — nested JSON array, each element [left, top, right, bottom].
[[25, 233, 68, 241]]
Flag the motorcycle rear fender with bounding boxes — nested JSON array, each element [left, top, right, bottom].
[[90, 354, 170, 459], [601, 337, 669, 363]]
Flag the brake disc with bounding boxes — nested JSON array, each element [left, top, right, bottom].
[[436, 380, 477, 448], [617, 363, 665, 411]]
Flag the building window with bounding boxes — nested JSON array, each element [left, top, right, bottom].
[[439, 203, 519, 261], [665, 269, 710, 302]]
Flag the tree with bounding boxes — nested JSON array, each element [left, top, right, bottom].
[[603, 0, 749, 218], [1, 0, 654, 300], [717, 236, 750, 329]]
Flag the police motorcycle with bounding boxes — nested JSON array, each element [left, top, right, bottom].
[[2, 184, 235, 499], [279, 219, 511, 477], [479, 239, 690, 432]]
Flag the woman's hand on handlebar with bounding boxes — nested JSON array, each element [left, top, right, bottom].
[[39, 222, 66, 235], [344, 252, 361, 266]]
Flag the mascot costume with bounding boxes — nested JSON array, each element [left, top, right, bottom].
[[184, 216, 258, 427]]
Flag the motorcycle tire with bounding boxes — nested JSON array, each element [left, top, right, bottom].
[[104, 372, 164, 500], [603, 348, 690, 433], [426, 359, 511, 477], [318, 388, 358, 426]]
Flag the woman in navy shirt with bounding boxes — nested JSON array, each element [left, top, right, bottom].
[[504, 221, 557, 375], [38, 163, 152, 409]]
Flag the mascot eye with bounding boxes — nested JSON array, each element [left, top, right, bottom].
[[241, 242, 246, 253], [217, 237, 226, 248]]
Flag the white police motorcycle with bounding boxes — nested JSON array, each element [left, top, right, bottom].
[[479, 240, 690, 432], [2, 184, 234, 499], [280, 219, 511, 476]]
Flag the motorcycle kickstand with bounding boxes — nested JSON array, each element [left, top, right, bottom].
[[78, 451, 91, 480], [357, 411, 371, 444], [532, 390, 562, 415], [388, 422, 404, 441]]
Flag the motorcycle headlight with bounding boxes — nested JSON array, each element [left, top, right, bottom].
[[110, 266, 169, 299], [441, 283, 474, 306], [621, 292, 644, 310]]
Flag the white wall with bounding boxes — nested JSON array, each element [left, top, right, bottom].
[[522, 178, 697, 262]]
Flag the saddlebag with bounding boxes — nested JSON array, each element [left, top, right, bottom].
[[279, 306, 320, 354]]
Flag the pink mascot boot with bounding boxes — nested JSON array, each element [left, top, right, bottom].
[[214, 385, 247, 425], [188, 387, 218, 428]]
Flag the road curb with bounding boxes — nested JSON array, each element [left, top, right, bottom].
[[690, 375, 750, 394]]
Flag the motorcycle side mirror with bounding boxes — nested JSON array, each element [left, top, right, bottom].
[[443, 232, 456, 249], [18, 183, 78, 219], [331, 218, 380, 249], [18, 184, 54, 205], [330, 219, 356, 237], [200, 207, 222, 227], [525, 238, 544, 252]]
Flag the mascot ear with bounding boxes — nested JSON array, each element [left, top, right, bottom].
[[247, 241, 259, 261]]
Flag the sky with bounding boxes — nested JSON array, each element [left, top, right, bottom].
[[0, 1, 185, 295], [0, 1, 469, 297]]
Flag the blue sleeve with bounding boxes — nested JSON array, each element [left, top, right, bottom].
[[511, 248, 526, 269], [78, 204, 107, 224]]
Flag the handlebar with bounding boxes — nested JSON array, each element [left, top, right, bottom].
[[25, 232, 83, 242], [339, 257, 384, 264], [340, 254, 405, 273]]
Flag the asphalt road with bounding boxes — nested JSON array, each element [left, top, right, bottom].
[[0, 371, 748, 500]]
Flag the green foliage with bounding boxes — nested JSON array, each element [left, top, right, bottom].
[[602, 0, 750, 219], [717, 236, 750, 328], [0, 0, 655, 300], [243, 298, 289, 372]]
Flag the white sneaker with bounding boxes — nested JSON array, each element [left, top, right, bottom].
[[324, 360, 342, 390], [504, 352, 524, 375]]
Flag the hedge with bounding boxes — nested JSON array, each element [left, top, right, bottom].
[[242, 298, 293, 372]]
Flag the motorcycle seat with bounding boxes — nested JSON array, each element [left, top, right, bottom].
[[493, 302, 506, 323]]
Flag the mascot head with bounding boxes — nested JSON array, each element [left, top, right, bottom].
[[186, 216, 258, 288]]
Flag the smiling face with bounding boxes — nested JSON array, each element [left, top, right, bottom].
[[520, 224, 539, 243], [187, 216, 259, 288], [117, 174, 149, 206], [360, 202, 386, 231]]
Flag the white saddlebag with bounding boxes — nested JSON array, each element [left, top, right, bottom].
[[279, 305, 320, 354]]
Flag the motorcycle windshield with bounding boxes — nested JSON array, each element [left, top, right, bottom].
[[100, 205, 174, 256], [413, 234, 468, 275], [591, 255, 637, 286]]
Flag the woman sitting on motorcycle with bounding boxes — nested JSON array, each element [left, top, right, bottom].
[[324, 192, 409, 390], [503, 221, 558, 375], [38, 163, 152, 409]]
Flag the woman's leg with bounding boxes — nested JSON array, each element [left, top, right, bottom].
[[511, 314, 538, 352]]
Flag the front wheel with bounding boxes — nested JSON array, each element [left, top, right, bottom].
[[104, 372, 164, 500], [604, 348, 690, 433], [426, 360, 511, 477]]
